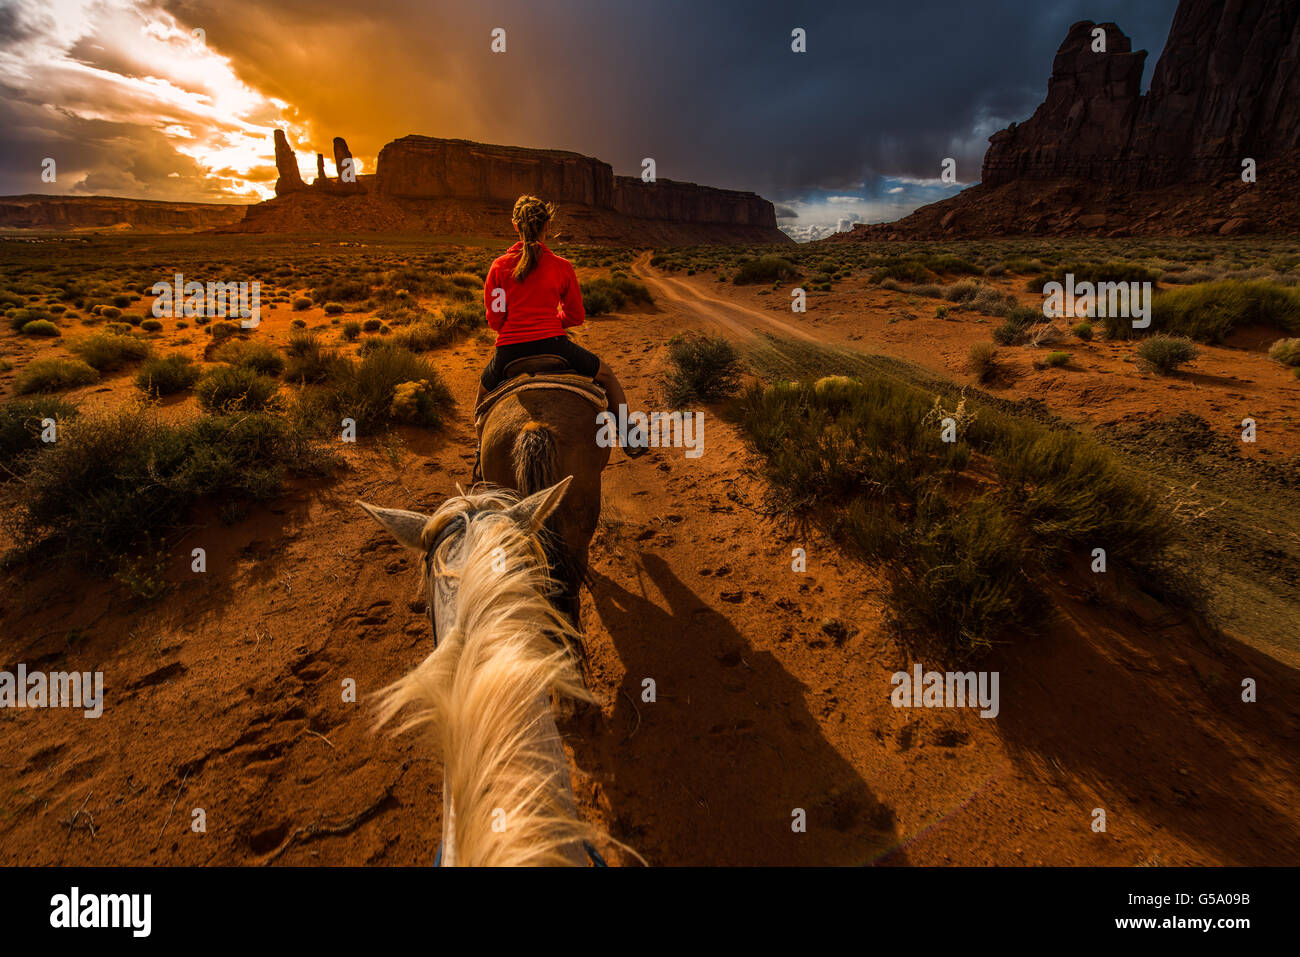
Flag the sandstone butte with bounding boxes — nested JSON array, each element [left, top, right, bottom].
[[241, 131, 789, 245], [0, 131, 787, 245], [829, 0, 1300, 241]]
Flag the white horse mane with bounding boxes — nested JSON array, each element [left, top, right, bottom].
[[372, 487, 597, 866]]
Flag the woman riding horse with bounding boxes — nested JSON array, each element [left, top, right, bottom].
[[475, 195, 643, 459]]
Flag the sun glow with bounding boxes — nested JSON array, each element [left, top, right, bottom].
[[3, 0, 318, 200]]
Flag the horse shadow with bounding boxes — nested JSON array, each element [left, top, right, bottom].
[[562, 552, 904, 865]]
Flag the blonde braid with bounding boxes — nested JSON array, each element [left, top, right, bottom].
[[511, 195, 555, 282]]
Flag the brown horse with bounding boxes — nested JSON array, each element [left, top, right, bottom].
[[478, 385, 610, 653]]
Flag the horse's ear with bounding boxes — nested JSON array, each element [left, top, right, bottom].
[[506, 475, 574, 533], [357, 501, 430, 552]]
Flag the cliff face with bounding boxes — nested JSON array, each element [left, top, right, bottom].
[[376, 136, 615, 208], [837, 0, 1300, 241], [981, 21, 1147, 187], [372, 135, 777, 230], [611, 176, 776, 227], [0, 195, 246, 232], [984, 1, 1300, 190], [248, 131, 785, 242], [1133, 0, 1300, 185]]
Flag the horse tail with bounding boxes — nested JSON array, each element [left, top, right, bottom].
[[512, 422, 558, 497], [510, 421, 585, 663]]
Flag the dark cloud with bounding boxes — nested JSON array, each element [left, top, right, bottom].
[[1, 0, 1182, 213]]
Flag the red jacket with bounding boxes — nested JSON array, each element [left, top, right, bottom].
[[483, 241, 585, 346]]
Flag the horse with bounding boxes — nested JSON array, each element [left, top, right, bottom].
[[360, 476, 602, 866], [478, 381, 611, 649]]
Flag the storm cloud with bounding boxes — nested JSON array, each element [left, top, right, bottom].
[[0, 0, 1181, 230]]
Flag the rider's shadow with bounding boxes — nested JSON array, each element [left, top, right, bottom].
[[568, 552, 905, 865]]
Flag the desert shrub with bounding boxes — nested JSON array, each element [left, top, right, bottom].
[[15, 358, 99, 394], [1072, 322, 1093, 340], [1152, 280, 1300, 342], [871, 259, 930, 284], [20, 319, 60, 337], [663, 333, 745, 405], [387, 324, 444, 353], [1267, 337, 1300, 366], [944, 279, 984, 303], [212, 339, 284, 376], [609, 276, 652, 304], [3, 405, 333, 566], [1137, 335, 1199, 374], [1042, 350, 1070, 367], [325, 343, 452, 432], [291, 318, 307, 329], [135, 354, 200, 397], [342, 319, 362, 341], [292, 297, 312, 311], [921, 254, 983, 276], [140, 318, 164, 333], [428, 303, 480, 344], [195, 365, 280, 412], [362, 318, 382, 332], [100, 306, 122, 320], [733, 256, 798, 286], [284, 330, 345, 383], [111, 294, 131, 308], [64, 330, 150, 371], [967, 342, 998, 383], [1027, 261, 1160, 293], [9, 307, 50, 331], [992, 309, 1035, 345], [312, 277, 371, 303], [580, 281, 619, 316], [580, 276, 654, 316], [906, 284, 944, 299], [736, 374, 1181, 658], [324, 302, 344, 315], [0, 397, 78, 471]]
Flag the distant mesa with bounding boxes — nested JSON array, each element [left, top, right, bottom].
[[0, 194, 244, 232], [1, 129, 786, 244], [248, 130, 787, 244], [832, 0, 1300, 240]]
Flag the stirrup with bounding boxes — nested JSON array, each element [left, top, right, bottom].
[[472, 446, 483, 483]]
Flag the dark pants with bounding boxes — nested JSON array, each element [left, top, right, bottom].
[[480, 335, 601, 391]]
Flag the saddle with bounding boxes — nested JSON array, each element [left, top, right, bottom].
[[474, 354, 607, 431]]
